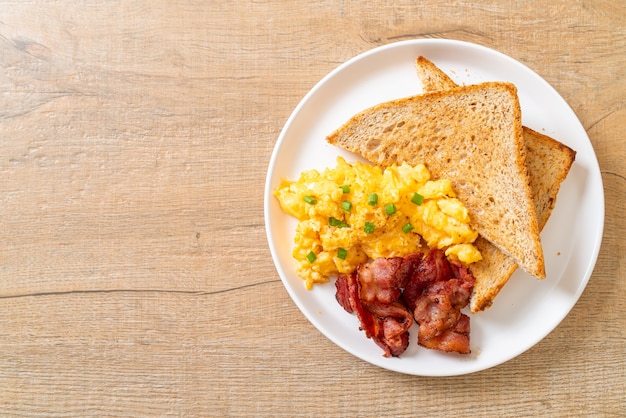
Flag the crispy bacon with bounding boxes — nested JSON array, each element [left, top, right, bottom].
[[417, 313, 471, 354], [357, 257, 403, 304], [335, 258, 413, 357], [402, 249, 453, 312], [335, 249, 476, 357], [395, 252, 424, 290], [403, 249, 475, 354], [335, 271, 357, 314]]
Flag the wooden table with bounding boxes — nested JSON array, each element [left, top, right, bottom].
[[1, 2, 624, 416]]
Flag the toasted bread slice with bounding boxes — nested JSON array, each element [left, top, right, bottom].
[[326, 82, 546, 280], [415, 56, 576, 312], [415, 56, 458, 93]]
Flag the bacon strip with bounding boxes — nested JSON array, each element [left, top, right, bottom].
[[335, 249, 475, 357], [403, 249, 475, 354], [335, 258, 413, 357]]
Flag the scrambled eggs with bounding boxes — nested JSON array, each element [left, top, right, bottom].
[[274, 157, 481, 289]]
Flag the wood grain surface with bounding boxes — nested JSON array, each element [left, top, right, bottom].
[[1, 1, 624, 416]]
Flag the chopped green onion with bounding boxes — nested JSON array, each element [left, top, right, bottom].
[[411, 193, 424, 205], [340, 185, 350, 193], [364, 222, 375, 234], [367, 193, 378, 206], [402, 223, 414, 233], [341, 201, 352, 212], [337, 248, 348, 260], [306, 251, 316, 263], [329, 217, 348, 228], [384, 203, 397, 215], [303, 195, 317, 205]]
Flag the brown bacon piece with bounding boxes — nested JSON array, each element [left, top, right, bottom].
[[417, 314, 471, 354], [402, 248, 453, 312], [404, 249, 475, 354], [335, 272, 357, 314], [368, 301, 412, 357], [357, 257, 403, 304], [395, 252, 424, 290], [335, 249, 475, 356], [335, 258, 413, 357]]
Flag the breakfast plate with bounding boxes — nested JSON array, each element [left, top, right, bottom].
[[264, 39, 604, 376]]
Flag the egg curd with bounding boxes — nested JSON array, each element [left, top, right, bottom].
[[274, 157, 481, 289]]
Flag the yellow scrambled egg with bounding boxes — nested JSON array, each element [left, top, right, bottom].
[[274, 157, 481, 289]]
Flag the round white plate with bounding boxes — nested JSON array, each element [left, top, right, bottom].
[[264, 39, 604, 376]]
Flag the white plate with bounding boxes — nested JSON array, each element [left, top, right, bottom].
[[264, 39, 604, 376]]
